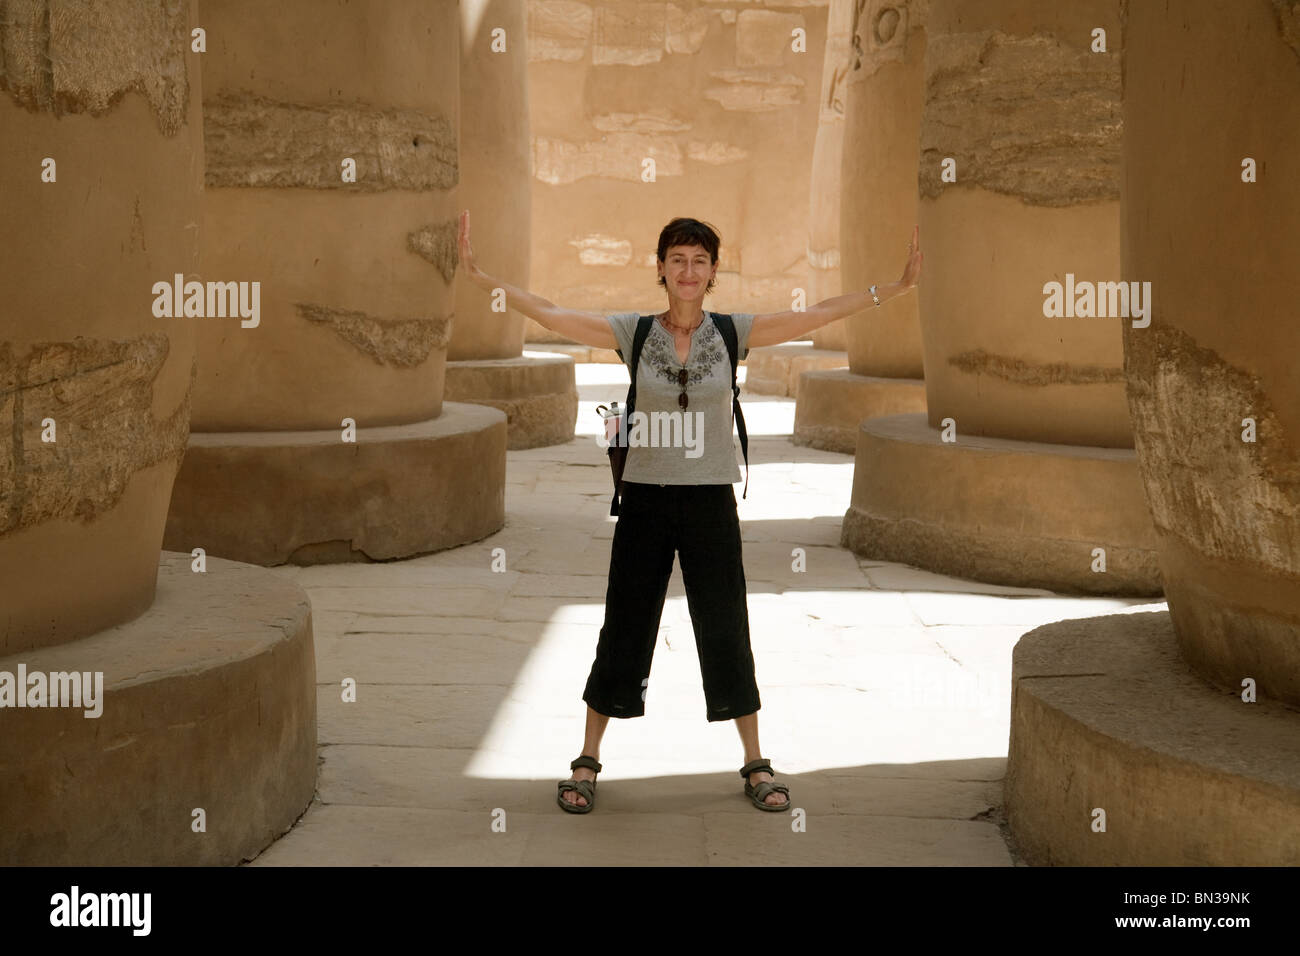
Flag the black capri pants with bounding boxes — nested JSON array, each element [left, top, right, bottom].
[[583, 480, 761, 722]]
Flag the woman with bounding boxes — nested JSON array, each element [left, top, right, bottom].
[[457, 210, 922, 812]]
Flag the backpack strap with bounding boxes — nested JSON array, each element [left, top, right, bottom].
[[709, 312, 749, 501], [609, 315, 655, 516]]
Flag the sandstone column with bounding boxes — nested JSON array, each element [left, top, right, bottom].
[[165, 0, 506, 565], [1122, 0, 1300, 706], [805, 0, 854, 352], [747, 0, 858, 399], [841, 0, 1160, 595], [0, 0, 314, 864], [442, 0, 579, 449], [1, 1, 198, 650], [738, 0, 857, 400], [794, 0, 929, 451], [1005, 0, 1300, 865]]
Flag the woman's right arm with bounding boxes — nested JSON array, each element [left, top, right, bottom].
[[458, 210, 618, 351]]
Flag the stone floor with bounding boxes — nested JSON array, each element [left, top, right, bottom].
[[249, 355, 1165, 866]]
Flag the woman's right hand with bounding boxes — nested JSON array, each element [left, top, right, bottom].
[[458, 209, 490, 287], [899, 224, 922, 290]]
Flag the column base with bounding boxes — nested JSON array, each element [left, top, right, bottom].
[[0, 551, 316, 865], [165, 402, 506, 565], [743, 344, 847, 397], [840, 413, 1161, 595], [1006, 610, 1300, 865], [522, 342, 623, 365], [793, 370, 926, 454], [443, 352, 578, 449]]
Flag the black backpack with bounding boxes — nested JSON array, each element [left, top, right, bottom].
[[606, 312, 749, 516]]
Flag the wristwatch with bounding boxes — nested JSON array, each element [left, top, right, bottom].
[[869, 284, 881, 307]]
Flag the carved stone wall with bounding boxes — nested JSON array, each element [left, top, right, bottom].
[[525, 0, 830, 339]]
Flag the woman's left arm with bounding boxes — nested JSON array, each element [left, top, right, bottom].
[[748, 225, 923, 349]]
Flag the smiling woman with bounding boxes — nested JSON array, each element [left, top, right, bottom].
[[456, 208, 922, 815]]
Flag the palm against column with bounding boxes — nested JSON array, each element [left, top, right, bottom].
[[899, 224, 923, 289], [457, 209, 488, 286]]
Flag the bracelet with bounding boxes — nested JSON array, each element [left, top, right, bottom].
[[869, 284, 881, 307]]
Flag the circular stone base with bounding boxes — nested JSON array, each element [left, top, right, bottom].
[[743, 344, 847, 397], [793, 370, 926, 454], [522, 342, 623, 365], [0, 551, 315, 865], [443, 352, 578, 449], [1006, 610, 1300, 865], [809, 319, 847, 353], [840, 413, 1161, 595], [165, 402, 506, 566], [525, 316, 571, 344]]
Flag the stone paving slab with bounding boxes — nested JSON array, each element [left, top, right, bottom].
[[534, 477, 620, 495], [511, 539, 615, 576], [702, 815, 1012, 866], [518, 813, 709, 866], [826, 776, 1002, 819], [317, 684, 512, 748], [341, 613, 559, 639], [863, 564, 1058, 596], [508, 571, 608, 597], [741, 541, 872, 587], [495, 595, 609, 624], [319, 745, 551, 812], [252, 799, 970, 867], [248, 805, 529, 866], [823, 757, 1008, 781], [315, 631, 537, 685], [286, 564, 518, 589], [780, 587, 923, 628], [308, 585, 505, 618], [318, 745, 837, 816], [902, 591, 1147, 628]]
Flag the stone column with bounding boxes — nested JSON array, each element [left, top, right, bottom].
[[805, 0, 855, 352], [1123, 0, 1300, 706], [748, 0, 859, 401], [165, 0, 506, 565], [746, 0, 863, 398], [794, 0, 929, 451], [840, 0, 1160, 594], [442, 0, 579, 449], [0, 0, 314, 864], [1005, 0, 1300, 864], [1, 1, 197, 649]]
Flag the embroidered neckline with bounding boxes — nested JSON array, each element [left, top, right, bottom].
[[644, 312, 725, 386]]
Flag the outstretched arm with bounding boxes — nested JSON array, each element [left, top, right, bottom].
[[457, 209, 618, 351], [748, 225, 924, 349]]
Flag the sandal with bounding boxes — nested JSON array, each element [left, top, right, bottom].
[[740, 757, 790, 811], [556, 755, 602, 814]]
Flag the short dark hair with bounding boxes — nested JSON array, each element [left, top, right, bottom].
[[656, 217, 720, 294]]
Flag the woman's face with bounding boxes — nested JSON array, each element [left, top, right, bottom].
[[658, 243, 717, 302]]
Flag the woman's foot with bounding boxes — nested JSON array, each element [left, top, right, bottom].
[[560, 764, 597, 809], [747, 768, 789, 808]]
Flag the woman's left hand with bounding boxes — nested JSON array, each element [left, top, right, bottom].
[[899, 224, 923, 289]]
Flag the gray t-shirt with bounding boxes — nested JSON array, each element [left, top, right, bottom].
[[606, 311, 755, 485]]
